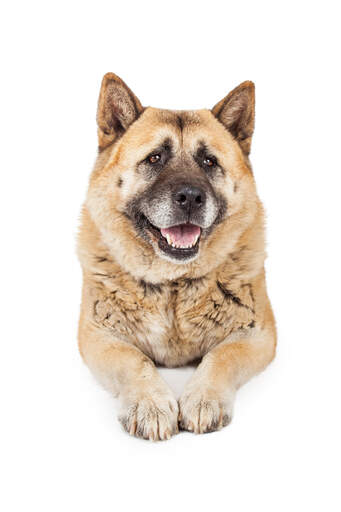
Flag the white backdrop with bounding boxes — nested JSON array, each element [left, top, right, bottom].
[[1, 1, 340, 510]]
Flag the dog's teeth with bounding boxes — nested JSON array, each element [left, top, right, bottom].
[[164, 233, 200, 250]]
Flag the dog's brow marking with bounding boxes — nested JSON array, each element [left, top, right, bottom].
[[177, 115, 184, 145]]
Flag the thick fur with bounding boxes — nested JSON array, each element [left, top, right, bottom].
[[78, 73, 276, 440]]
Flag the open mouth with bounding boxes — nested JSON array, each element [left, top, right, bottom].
[[145, 219, 201, 260]]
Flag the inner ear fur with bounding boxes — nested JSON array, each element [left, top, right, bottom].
[[97, 72, 143, 150], [212, 81, 255, 155]]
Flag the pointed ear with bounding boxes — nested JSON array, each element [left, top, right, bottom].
[[97, 72, 143, 149], [212, 81, 255, 155]]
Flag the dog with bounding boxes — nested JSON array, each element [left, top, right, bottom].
[[77, 73, 276, 440]]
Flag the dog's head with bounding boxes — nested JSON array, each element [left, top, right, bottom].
[[86, 73, 260, 281]]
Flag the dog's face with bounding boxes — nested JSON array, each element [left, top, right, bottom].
[[87, 74, 259, 280]]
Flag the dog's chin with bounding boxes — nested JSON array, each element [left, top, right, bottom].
[[142, 216, 203, 263]]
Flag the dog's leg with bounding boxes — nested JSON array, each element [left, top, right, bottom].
[[79, 323, 178, 440], [179, 328, 276, 434]]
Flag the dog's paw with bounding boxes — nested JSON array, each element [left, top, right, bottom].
[[179, 386, 234, 434], [119, 391, 179, 441]]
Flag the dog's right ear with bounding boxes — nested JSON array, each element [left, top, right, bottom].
[[97, 73, 143, 149]]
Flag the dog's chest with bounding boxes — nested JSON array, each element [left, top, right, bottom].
[[94, 277, 255, 367]]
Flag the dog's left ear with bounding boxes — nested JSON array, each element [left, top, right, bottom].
[[212, 81, 255, 155], [97, 72, 143, 149]]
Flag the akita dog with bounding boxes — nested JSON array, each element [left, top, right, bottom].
[[78, 73, 276, 440]]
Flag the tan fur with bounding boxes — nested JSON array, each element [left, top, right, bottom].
[[78, 73, 276, 440]]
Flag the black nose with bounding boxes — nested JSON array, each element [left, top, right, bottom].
[[173, 184, 206, 213]]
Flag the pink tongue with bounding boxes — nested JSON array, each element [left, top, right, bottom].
[[161, 224, 201, 246]]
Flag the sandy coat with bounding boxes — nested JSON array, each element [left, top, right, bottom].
[[78, 73, 276, 440]]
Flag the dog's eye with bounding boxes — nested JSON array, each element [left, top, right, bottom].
[[148, 154, 161, 164], [203, 156, 217, 167]]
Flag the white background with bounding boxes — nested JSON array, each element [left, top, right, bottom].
[[1, 1, 340, 510]]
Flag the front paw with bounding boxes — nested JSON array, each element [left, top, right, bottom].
[[119, 390, 179, 441], [179, 386, 234, 434]]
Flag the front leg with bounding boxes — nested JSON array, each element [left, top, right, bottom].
[[79, 321, 178, 441], [179, 328, 276, 434]]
